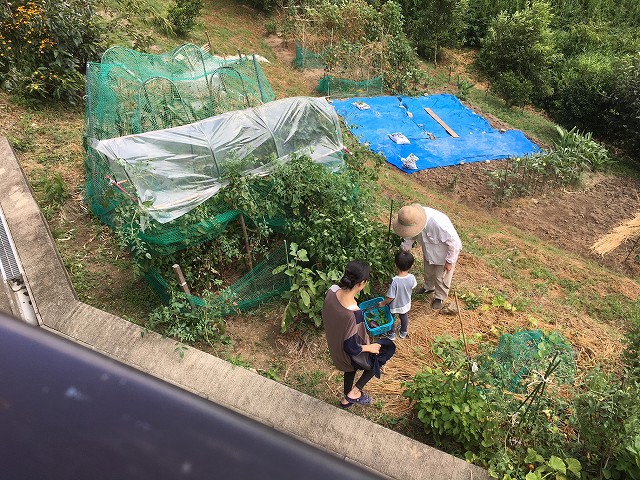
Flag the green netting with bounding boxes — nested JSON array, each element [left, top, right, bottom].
[[120, 177, 286, 257], [317, 75, 384, 98], [490, 330, 576, 393], [144, 242, 290, 314], [83, 43, 275, 231], [86, 44, 275, 141], [82, 44, 293, 312], [294, 41, 325, 69]]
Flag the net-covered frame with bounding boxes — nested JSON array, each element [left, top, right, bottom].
[[82, 44, 290, 311]]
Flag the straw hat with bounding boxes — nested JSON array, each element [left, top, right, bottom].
[[392, 204, 427, 238]]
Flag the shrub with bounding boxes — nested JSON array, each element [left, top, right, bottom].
[[551, 52, 616, 135], [242, 0, 278, 13], [385, 35, 422, 94], [604, 55, 640, 162], [491, 71, 533, 108], [398, 0, 466, 64], [166, 0, 203, 36], [463, 0, 529, 47], [476, 1, 561, 105], [572, 369, 640, 479], [0, 0, 105, 103], [403, 367, 498, 453]]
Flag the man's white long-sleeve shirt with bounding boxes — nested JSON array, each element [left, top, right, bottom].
[[401, 207, 462, 265]]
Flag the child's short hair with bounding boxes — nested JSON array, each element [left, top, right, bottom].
[[395, 250, 414, 271]]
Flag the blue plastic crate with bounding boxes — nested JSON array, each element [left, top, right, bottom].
[[359, 297, 394, 336]]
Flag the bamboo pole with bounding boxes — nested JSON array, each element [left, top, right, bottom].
[[172, 264, 195, 307], [238, 213, 253, 271], [454, 291, 470, 359]]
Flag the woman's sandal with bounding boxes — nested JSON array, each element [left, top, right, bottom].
[[339, 401, 353, 409], [345, 392, 372, 405]]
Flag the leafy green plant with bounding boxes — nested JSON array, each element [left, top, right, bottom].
[[166, 0, 203, 35], [259, 359, 284, 381], [455, 75, 474, 101], [227, 353, 253, 368], [264, 153, 394, 331], [264, 18, 278, 35], [554, 126, 612, 172], [0, 0, 106, 103], [272, 243, 341, 332], [486, 126, 613, 203], [30, 170, 69, 219], [458, 291, 482, 310], [622, 310, 640, 377], [480, 292, 517, 313], [432, 334, 480, 369], [112, 200, 153, 278], [500, 449, 581, 480], [446, 173, 460, 192], [403, 367, 499, 453], [572, 368, 640, 479], [146, 291, 226, 345], [291, 370, 328, 397], [174, 343, 188, 359]]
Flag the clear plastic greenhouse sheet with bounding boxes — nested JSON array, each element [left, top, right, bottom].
[[93, 96, 345, 223]]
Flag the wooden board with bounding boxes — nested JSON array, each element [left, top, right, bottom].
[[424, 107, 459, 138]]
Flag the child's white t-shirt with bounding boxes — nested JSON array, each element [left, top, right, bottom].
[[386, 274, 417, 314]]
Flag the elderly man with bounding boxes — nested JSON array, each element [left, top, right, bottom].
[[391, 203, 462, 310]]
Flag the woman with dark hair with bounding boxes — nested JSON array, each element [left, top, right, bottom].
[[322, 260, 381, 408]]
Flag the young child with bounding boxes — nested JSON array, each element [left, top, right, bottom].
[[378, 251, 417, 340]]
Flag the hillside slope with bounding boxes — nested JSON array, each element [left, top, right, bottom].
[[0, 0, 638, 450]]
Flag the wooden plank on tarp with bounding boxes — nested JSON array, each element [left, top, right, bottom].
[[424, 107, 459, 138]]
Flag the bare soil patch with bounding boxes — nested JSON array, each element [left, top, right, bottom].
[[414, 162, 640, 278]]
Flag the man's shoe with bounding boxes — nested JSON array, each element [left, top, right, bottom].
[[416, 287, 435, 295], [431, 298, 443, 310]]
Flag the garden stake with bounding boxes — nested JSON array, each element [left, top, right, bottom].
[[172, 263, 195, 308], [453, 290, 478, 400], [105, 174, 136, 203], [387, 200, 394, 244], [238, 213, 253, 271], [454, 290, 478, 374], [514, 352, 561, 430], [454, 291, 470, 359]]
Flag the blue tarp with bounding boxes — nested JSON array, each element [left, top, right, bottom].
[[331, 94, 541, 173]]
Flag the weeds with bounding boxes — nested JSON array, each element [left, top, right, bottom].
[[147, 291, 226, 346], [30, 170, 69, 219], [291, 370, 327, 397], [227, 353, 253, 368]]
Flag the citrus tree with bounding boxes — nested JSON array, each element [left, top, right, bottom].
[[0, 0, 105, 103]]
